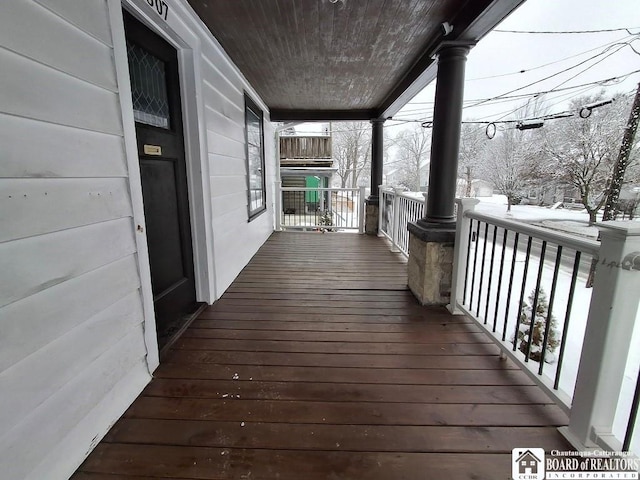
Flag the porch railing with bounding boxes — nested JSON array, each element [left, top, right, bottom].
[[450, 198, 640, 455], [379, 187, 426, 256], [275, 183, 365, 233]]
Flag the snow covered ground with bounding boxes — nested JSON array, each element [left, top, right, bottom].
[[475, 195, 599, 236], [464, 195, 640, 454]]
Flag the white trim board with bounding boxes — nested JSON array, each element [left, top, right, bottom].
[[119, 0, 217, 305], [108, 0, 221, 371]]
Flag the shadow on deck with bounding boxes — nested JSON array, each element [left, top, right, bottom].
[[74, 232, 569, 479]]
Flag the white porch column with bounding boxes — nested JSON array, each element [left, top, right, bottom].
[[560, 222, 640, 451]]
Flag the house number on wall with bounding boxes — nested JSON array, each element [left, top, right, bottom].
[[146, 0, 169, 20]]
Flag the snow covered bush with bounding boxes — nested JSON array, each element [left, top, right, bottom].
[[516, 287, 560, 363]]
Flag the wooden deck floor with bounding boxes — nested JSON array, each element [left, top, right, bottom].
[[74, 232, 570, 480]]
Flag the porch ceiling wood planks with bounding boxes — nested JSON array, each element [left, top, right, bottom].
[[73, 232, 570, 480], [185, 0, 526, 119]]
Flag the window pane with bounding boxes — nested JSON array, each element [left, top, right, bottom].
[[247, 110, 261, 146], [245, 97, 266, 219], [127, 40, 171, 129]]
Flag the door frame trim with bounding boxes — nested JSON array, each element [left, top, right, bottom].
[[108, 0, 216, 370]]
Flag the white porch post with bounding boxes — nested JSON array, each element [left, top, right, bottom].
[[275, 181, 283, 231], [560, 222, 640, 451], [447, 198, 480, 315], [358, 186, 366, 234], [390, 188, 403, 252], [377, 185, 384, 236], [319, 183, 326, 212]]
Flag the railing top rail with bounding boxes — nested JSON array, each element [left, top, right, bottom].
[[466, 210, 600, 256], [280, 187, 360, 192], [398, 192, 424, 202], [379, 187, 425, 202]]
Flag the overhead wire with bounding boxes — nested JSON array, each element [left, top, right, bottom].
[[466, 33, 638, 81], [486, 43, 629, 123], [548, 42, 630, 92], [463, 41, 638, 111], [494, 27, 640, 35], [395, 69, 640, 119]]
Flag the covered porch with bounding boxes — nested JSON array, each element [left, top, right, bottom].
[[74, 233, 569, 479]]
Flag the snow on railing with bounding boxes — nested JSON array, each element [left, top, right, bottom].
[[378, 186, 425, 256], [450, 198, 640, 455], [276, 185, 365, 233]]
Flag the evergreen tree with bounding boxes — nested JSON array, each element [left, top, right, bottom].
[[516, 288, 560, 363]]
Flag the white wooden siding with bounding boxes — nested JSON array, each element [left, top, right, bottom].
[[0, 2, 150, 479], [189, 7, 276, 296], [0, 256, 142, 373], [0, 0, 277, 477], [1, 1, 117, 91], [0, 47, 122, 135], [0, 113, 127, 178], [35, 0, 114, 46]]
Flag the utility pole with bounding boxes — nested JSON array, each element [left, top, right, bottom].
[[602, 83, 640, 221]]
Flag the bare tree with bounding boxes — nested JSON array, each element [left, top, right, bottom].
[[458, 123, 489, 196], [544, 93, 631, 224], [390, 125, 431, 191], [333, 122, 371, 188], [480, 127, 536, 211]]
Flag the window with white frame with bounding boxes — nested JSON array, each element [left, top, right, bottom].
[[244, 94, 266, 220]]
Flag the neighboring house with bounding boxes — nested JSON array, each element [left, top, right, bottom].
[[279, 135, 335, 213], [618, 185, 640, 219], [0, 1, 528, 478], [456, 178, 494, 197], [384, 162, 429, 192]]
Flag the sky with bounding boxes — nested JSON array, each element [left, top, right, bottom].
[[389, 0, 640, 132], [296, 0, 639, 136]]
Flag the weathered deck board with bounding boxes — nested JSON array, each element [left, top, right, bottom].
[[74, 232, 569, 479]]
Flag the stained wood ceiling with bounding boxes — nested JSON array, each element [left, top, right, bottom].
[[187, 0, 525, 120]]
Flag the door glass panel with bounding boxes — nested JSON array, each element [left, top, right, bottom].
[[126, 40, 171, 129]]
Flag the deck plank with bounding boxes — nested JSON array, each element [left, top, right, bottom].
[[73, 232, 570, 479]]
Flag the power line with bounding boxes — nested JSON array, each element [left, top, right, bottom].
[[395, 69, 640, 120], [494, 43, 628, 122], [466, 34, 638, 81], [494, 27, 640, 35], [549, 42, 629, 91], [464, 43, 637, 111], [398, 68, 640, 115]]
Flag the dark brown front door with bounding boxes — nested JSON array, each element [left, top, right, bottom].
[[124, 11, 200, 351]]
